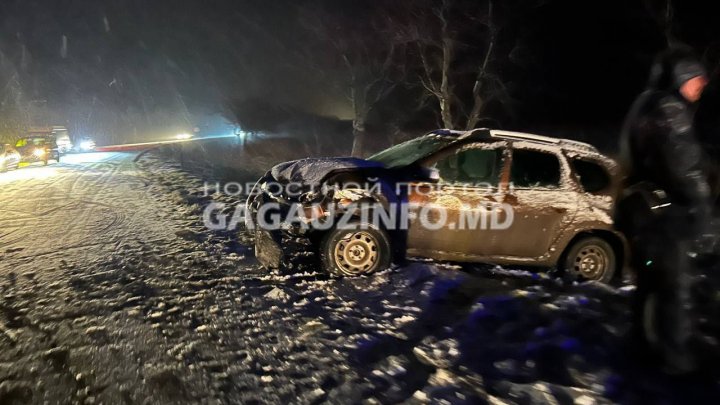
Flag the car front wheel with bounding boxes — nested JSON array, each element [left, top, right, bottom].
[[320, 223, 392, 277], [562, 236, 616, 283]]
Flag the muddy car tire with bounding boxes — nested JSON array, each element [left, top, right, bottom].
[[320, 223, 392, 277], [562, 236, 616, 283]]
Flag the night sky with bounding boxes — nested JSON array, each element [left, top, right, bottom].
[[0, 0, 718, 149]]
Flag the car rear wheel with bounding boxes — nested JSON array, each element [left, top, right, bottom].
[[320, 223, 392, 277], [562, 236, 616, 283]]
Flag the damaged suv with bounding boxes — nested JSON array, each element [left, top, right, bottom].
[[247, 129, 626, 282]]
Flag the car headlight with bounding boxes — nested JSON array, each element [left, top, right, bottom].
[[33, 148, 46, 157], [80, 141, 95, 150]]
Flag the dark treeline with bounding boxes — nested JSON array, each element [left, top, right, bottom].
[[0, 0, 718, 154]]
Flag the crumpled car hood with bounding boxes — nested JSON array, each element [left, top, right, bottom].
[[270, 157, 386, 185]]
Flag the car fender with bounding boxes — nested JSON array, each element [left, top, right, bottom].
[[553, 224, 630, 273]]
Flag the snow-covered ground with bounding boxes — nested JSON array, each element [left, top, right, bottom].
[[0, 152, 717, 403]]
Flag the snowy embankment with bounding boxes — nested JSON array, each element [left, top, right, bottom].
[[135, 150, 720, 404]]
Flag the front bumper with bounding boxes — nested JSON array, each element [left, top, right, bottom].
[[255, 229, 283, 269], [248, 189, 319, 272]]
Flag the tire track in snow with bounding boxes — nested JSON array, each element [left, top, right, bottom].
[[0, 153, 155, 257]]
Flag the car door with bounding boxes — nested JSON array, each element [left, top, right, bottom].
[[407, 141, 510, 257], [494, 145, 578, 259]]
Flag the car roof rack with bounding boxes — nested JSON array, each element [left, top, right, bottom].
[[430, 129, 466, 137], [430, 128, 599, 153], [489, 130, 563, 144], [466, 128, 599, 152]]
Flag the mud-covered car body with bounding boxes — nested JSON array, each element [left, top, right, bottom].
[[247, 128, 627, 279]]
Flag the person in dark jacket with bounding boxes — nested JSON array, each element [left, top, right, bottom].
[[616, 47, 711, 373], [695, 63, 720, 204]]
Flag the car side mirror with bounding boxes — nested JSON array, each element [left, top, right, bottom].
[[401, 164, 440, 183], [426, 167, 440, 183]]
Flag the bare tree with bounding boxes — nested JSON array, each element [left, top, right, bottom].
[[340, 38, 404, 157], [416, 0, 456, 129], [466, 1, 499, 130], [407, 0, 505, 130], [299, 2, 408, 157]]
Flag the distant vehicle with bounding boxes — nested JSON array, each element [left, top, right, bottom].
[[0, 144, 21, 172], [56, 136, 73, 154], [55, 133, 73, 154], [247, 128, 627, 283], [27, 126, 72, 154], [77, 139, 96, 152], [15, 136, 60, 165]]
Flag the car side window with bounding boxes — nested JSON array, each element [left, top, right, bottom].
[[510, 149, 561, 188], [571, 159, 610, 193], [436, 148, 501, 186]]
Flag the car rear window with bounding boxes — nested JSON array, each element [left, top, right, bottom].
[[571, 159, 611, 193], [511, 149, 561, 188]]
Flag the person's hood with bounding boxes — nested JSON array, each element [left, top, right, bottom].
[[648, 47, 707, 96], [270, 157, 386, 185]]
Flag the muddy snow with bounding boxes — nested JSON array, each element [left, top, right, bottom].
[[0, 152, 717, 404]]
